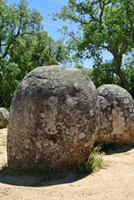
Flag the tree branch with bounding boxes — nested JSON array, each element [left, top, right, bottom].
[[119, 41, 128, 57], [0, 27, 21, 60]]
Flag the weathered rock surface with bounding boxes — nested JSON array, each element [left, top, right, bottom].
[[0, 108, 9, 128], [97, 84, 134, 144], [7, 65, 98, 170]]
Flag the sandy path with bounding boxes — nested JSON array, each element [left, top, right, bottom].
[[0, 128, 134, 200]]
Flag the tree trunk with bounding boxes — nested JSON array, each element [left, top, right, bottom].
[[117, 67, 128, 88], [114, 54, 128, 89]]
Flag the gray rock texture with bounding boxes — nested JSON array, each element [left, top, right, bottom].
[[7, 65, 98, 170], [97, 84, 134, 144], [0, 108, 9, 128]]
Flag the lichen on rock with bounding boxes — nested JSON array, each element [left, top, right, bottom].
[[97, 84, 134, 144], [7, 65, 99, 170]]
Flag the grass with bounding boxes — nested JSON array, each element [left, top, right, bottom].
[[76, 146, 104, 175], [86, 146, 104, 173]]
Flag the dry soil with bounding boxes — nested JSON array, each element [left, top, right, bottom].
[[0, 128, 134, 200]]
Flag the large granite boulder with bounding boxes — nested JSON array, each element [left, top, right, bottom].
[[7, 65, 98, 170], [97, 84, 134, 144], [0, 108, 9, 128]]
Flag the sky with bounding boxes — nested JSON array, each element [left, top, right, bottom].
[[7, 0, 112, 68]]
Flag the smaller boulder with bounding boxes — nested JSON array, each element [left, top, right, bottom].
[[97, 84, 134, 144], [0, 108, 9, 128]]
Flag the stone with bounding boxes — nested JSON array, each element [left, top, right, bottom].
[[97, 84, 134, 144], [0, 108, 9, 128], [7, 65, 99, 170]]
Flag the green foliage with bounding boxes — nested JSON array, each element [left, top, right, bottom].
[[84, 59, 134, 98], [123, 58, 134, 98], [55, 0, 134, 88], [85, 146, 104, 173], [0, 0, 43, 60], [89, 58, 134, 98], [0, 0, 69, 107], [0, 59, 20, 107], [8, 32, 69, 80], [31, 31, 69, 67], [90, 61, 120, 88], [0, 0, 42, 107], [76, 146, 104, 175]]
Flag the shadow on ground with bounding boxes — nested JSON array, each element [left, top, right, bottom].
[[0, 128, 87, 187], [0, 168, 86, 187], [99, 142, 134, 155], [0, 143, 133, 188]]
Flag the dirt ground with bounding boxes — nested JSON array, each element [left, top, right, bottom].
[[0, 128, 134, 200]]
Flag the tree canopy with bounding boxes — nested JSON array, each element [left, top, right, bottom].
[[0, 0, 69, 107], [55, 0, 134, 89], [0, 0, 43, 60], [1, 0, 134, 106]]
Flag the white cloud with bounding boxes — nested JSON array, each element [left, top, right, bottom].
[[46, 0, 67, 3], [43, 21, 62, 28], [43, 20, 75, 29]]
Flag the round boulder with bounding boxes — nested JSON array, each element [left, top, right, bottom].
[[7, 65, 98, 170], [97, 84, 134, 144], [0, 108, 9, 128]]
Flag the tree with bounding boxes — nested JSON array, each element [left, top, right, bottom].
[[55, 0, 134, 89], [31, 31, 69, 67], [90, 60, 120, 88], [0, 0, 70, 107], [0, 31, 69, 107], [0, 59, 20, 107], [0, 0, 43, 61], [8, 31, 69, 80], [0, 0, 43, 107]]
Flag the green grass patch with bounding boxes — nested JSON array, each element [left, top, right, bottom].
[[76, 146, 104, 176]]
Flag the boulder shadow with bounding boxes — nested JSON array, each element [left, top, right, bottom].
[[0, 167, 86, 187], [99, 142, 134, 155]]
